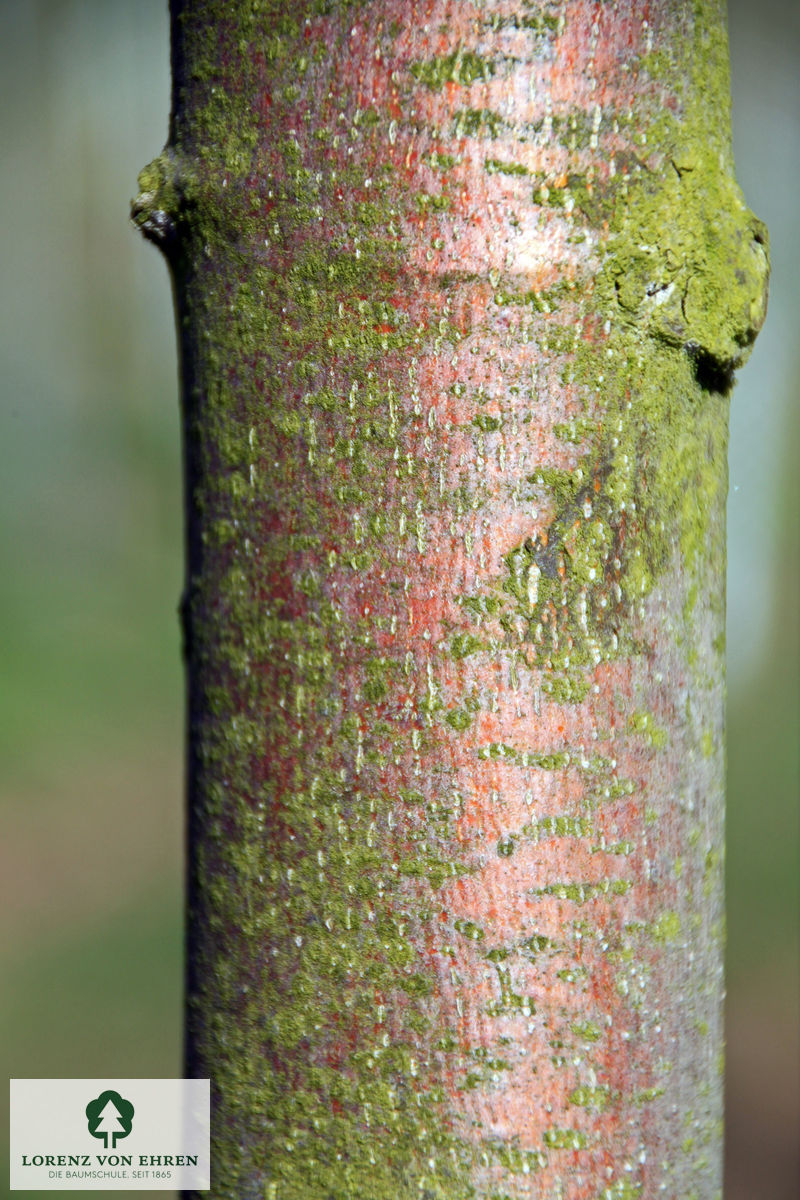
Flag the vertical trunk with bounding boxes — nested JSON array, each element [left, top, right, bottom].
[[134, 2, 767, 1197]]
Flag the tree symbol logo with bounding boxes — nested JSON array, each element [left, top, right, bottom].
[[85, 1090, 135, 1149]]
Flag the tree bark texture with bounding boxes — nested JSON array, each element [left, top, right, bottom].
[[134, 2, 767, 1197]]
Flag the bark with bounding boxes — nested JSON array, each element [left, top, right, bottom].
[[133, 2, 767, 1197]]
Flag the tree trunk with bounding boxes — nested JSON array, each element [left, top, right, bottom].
[[134, 2, 767, 1197]]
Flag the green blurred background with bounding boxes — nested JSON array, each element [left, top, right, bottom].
[[1, 1, 797, 1197]]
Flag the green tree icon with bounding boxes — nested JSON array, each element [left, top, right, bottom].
[[85, 1090, 134, 1149]]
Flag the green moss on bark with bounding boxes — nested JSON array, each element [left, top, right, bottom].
[[134, 1, 767, 1197]]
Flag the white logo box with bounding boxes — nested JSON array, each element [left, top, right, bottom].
[[10, 1079, 210, 1191]]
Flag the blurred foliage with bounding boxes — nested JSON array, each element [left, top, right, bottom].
[[726, 400, 799, 982], [0, 4, 181, 1197]]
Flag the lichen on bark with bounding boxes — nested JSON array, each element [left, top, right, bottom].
[[135, 2, 767, 1197]]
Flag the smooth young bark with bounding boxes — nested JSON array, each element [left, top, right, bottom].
[[135, 2, 767, 1197]]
